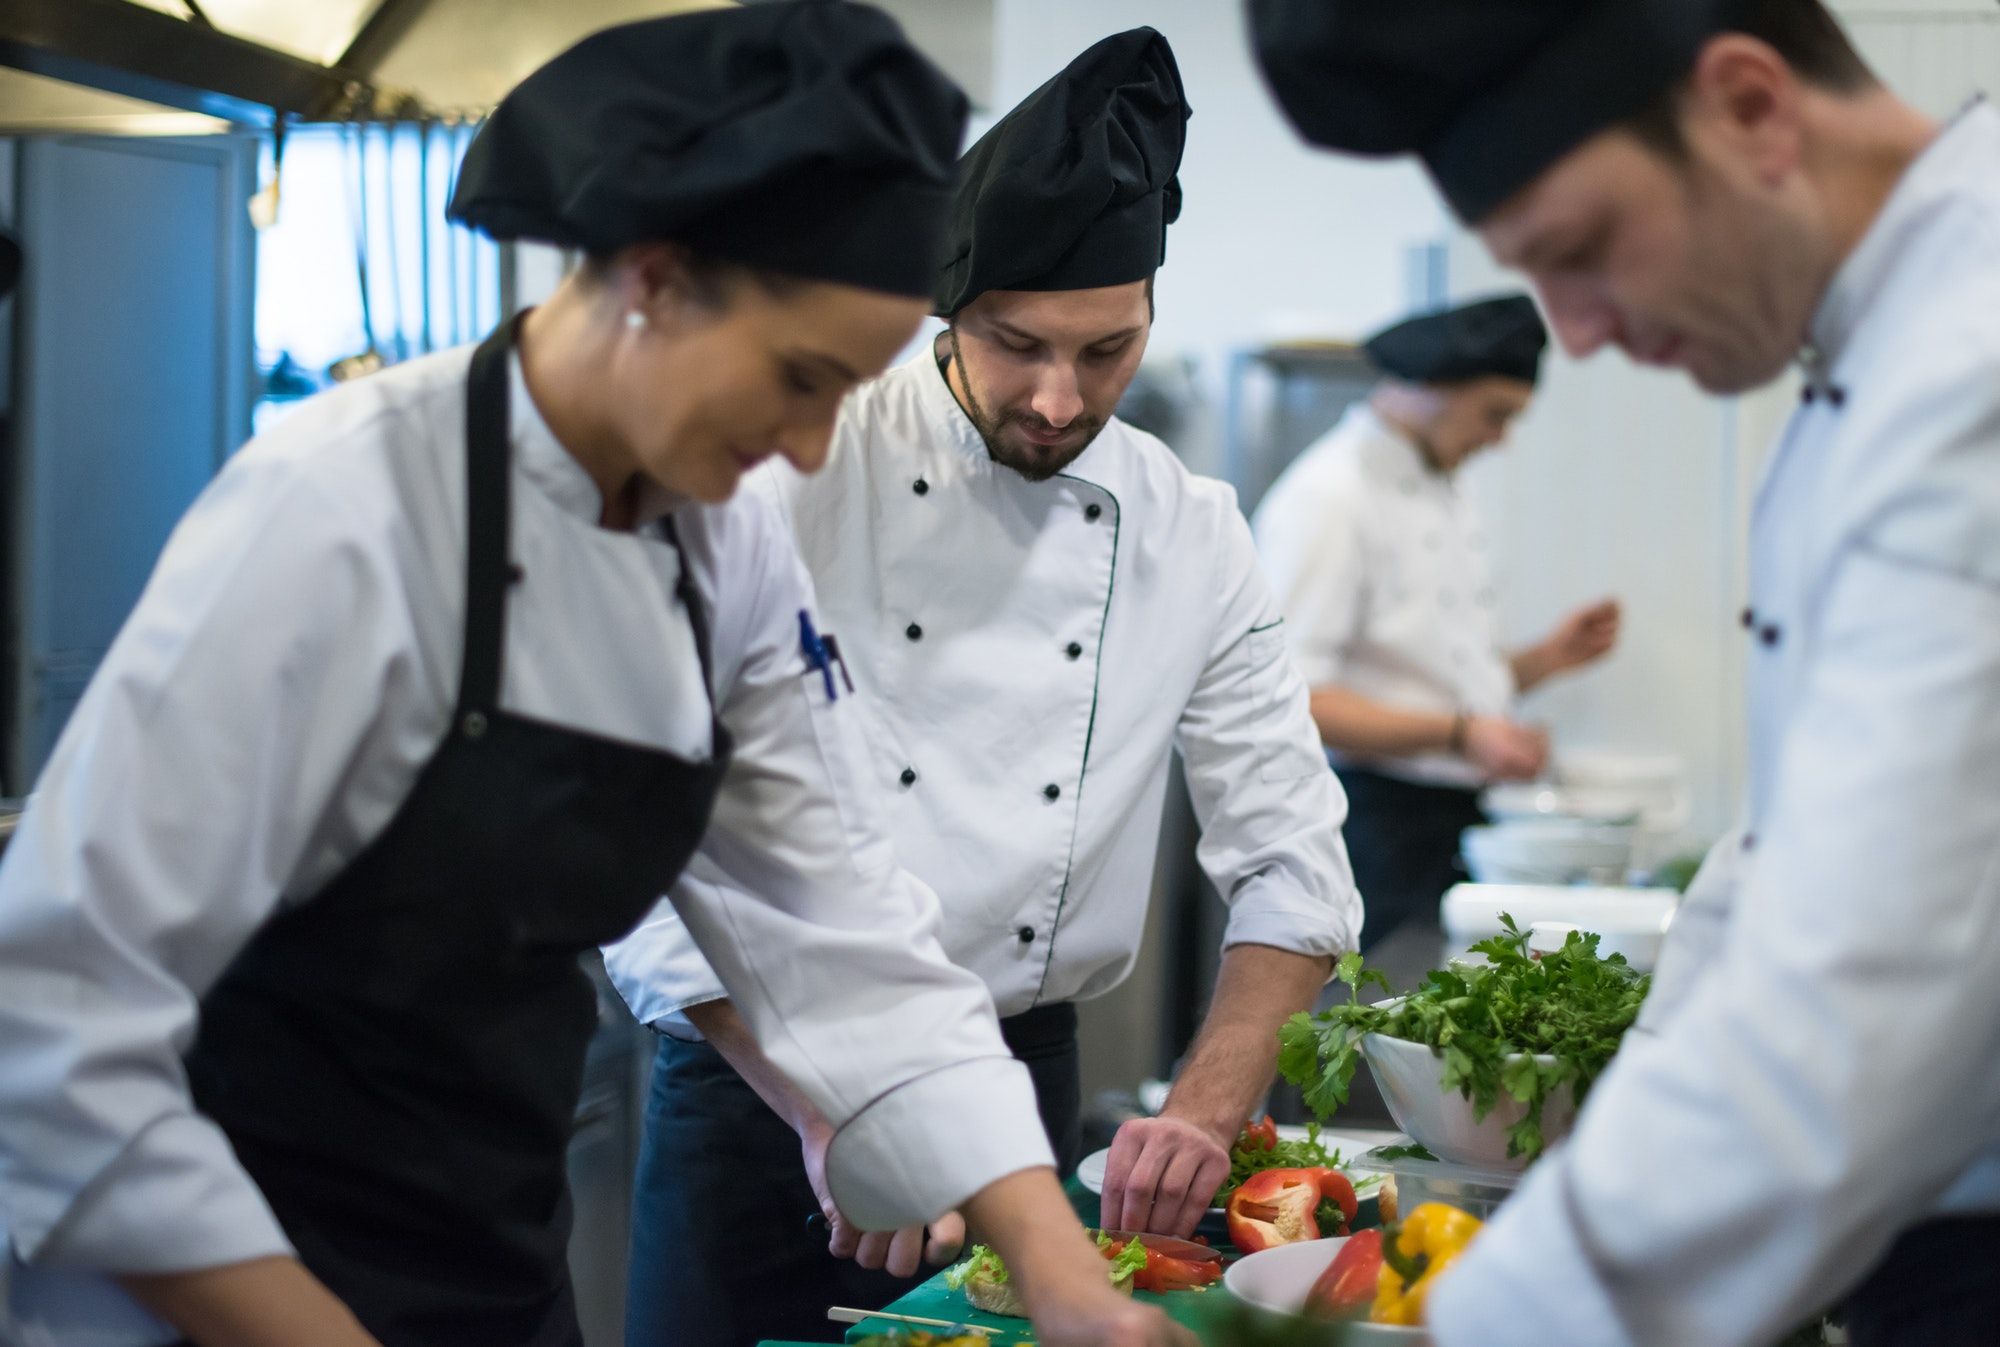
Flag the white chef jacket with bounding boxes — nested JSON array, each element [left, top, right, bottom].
[[606, 351, 1359, 1027], [1430, 101, 2000, 1347], [1251, 405, 1515, 789], [0, 344, 1050, 1346]]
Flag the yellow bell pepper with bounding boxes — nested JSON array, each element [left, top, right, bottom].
[[1372, 1202, 1483, 1325]]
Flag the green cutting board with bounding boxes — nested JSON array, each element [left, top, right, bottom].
[[838, 1272, 1217, 1342]]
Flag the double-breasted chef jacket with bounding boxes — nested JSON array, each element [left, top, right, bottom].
[[608, 349, 1362, 1027], [1252, 402, 1516, 791], [1429, 101, 2000, 1347], [0, 340, 1049, 1346]]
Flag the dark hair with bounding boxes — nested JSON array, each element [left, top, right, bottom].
[[944, 272, 1157, 326], [1621, 0, 1878, 156], [578, 247, 802, 307]]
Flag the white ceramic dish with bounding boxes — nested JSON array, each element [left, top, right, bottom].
[[1439, 882, 1677, 970], [1223, 1238, 1428, 1341], [1361, 1032, 1577, 1170]]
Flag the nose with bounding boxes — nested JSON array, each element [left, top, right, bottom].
[[776, 418, 836, 475], [1537, 276, 1619, 360], [1029, 363, 1084, 429]]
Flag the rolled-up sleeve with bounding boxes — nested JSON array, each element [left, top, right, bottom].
[[611, 510, 1051, 1231], [1430, 543, 2000, 1347], [1178, 506, 1361, 959], [0, 458, 413, 1338]]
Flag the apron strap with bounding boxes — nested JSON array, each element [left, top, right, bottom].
[[459, 320, 520, 717], [658, 516, 727, 755]]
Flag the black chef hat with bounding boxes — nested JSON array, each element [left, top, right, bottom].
[[449, 1, 967, 298], [934, 27, 1189, 317], [1365, 295, 1549, 386], [1248, 0, 1739, 223], [0, 231, 18, 300]]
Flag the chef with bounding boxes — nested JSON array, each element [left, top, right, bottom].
[[1252, 0, 2000, 1343], [607, 26, 1359, 1347], [0, 8, 1187, 1347], [1252, 295, 1620, 954]]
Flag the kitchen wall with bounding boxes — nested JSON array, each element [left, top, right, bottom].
[[991, 0, 1452, 482], [1452, 0, 2000, 849]]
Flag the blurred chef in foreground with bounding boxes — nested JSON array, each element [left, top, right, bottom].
[[1253, 0, 2000, 1343]]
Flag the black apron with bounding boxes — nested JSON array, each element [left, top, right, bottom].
[[1334, 763, 1486, 953], [184, 321, 733, 1347]]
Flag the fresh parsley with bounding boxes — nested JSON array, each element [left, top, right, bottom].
[[1278, 916, 1650, 1160]]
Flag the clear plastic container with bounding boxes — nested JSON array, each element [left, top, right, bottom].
[[1348, 1145, 1527, 1224]]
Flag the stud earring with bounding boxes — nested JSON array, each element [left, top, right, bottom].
[[624, 309, 647, 331]]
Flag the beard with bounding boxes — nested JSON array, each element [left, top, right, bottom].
[[949, 330, 1108, 482]]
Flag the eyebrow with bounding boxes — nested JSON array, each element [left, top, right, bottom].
[[789, 349, 862, 384], [989, 318, 1144, 348]]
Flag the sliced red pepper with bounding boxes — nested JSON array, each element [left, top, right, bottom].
[[1313, 1167, 1359, 1235], [1226, 1166, 1364, 1252], [1225, 1167, 1325, 1252], [1240, 1115, 1279, 1153], [1305, 1229, 1383, 1319], [1105, 1239, 1224, 1294]]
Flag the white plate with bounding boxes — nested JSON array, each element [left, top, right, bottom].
[[1224, 1237, 1429, 1341], [1075, 1127, 1393, 1200]]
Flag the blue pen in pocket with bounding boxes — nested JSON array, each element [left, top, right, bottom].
[[797, 609, 837, 702]]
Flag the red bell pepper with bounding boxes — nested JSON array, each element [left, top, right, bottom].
[[1304, 1228, 1383, 1319], [1102, 1237, 1224, 1294], [1225, 1166, 1351, 1252], [1240, 1114, 1279, 1153]]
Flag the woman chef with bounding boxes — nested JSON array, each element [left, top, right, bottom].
[[0, 7, 1189, 1347]]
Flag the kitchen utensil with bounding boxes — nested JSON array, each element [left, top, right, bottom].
[[828, 1306, 1000, 1336]]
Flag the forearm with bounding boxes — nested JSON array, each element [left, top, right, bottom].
[[961, 1167, 1105, 1300], [1308, 685, 1457, 759], [1507, 642, 1559, 695], [118, 1257, 379, 1347], [685, 997, 824, 1138], [1163, 943, 1334, 1141]]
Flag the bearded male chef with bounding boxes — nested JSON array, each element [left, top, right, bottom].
[[1252, 0, 2000, 1343], [1253, 295, 1620, 955], [608, 27, 1360, 1347]]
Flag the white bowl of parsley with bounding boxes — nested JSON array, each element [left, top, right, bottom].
[[1279, 916, 1648, 1169]]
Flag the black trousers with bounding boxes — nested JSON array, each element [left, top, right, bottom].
[[1844, 1213, 2000, 1347], [1334, 764, 1486, 953], [623, 1002, 1081, 1347]]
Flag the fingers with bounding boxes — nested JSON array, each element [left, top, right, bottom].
[[1113, 1133, 1169, 1233], [1159, 1145, 1230, 1237], [825, 1211, 861, 1261], [882, 1224, 928, 1279], [925, 1211, 967, 1267], [1098, 1122, 1147, 1231]]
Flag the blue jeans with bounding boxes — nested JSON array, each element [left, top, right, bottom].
[[623, 1003, 1080, 1347]]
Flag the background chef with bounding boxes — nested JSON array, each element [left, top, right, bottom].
[[0, 9, 1184, 1347], [1253, 295, 1620, 957], [609, 27, 1360, 1347], [1253, 0, 2000, 1343]]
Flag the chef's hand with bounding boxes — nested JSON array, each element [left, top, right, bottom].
[[1463, 715, 1549, 781], [1099, 1113, 1232, 1237], [1002, 1214, 1197, 1347], [1546, 597, 1622, 672], [801, 1119, 965, 1277]]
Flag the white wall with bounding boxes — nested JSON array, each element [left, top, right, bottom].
[[1451, 2, 2000, 845], [990, 0, 1451, 477]]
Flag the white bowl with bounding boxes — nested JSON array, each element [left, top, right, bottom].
[[1224, 1238, 1428, 1341], [1461, 821, 1634, 885], [1439, 883, 1677, 970], [1362, 1032, 1576, 1169]]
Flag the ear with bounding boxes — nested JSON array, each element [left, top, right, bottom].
[[611, 241, 704, 323], [1684, 33, 1807, 188]]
